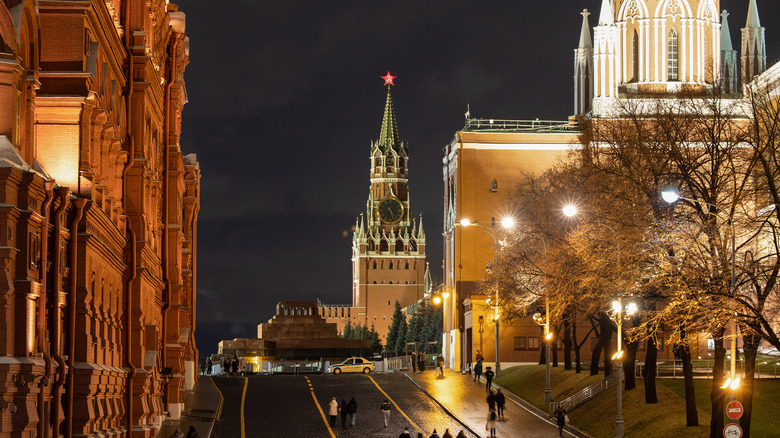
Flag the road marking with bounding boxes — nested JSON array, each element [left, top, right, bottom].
[[240, 377, 248, 438], [305, 376, 336, 438], [367, 375, 424, 435], [211, 377, 225, 420]]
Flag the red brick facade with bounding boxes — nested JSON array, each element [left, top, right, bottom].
[[0, 1, 199, 436]]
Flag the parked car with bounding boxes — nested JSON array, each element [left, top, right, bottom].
[[328, 357, 375, 374]]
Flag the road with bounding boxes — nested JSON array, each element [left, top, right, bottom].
[[211, 373, 479, 438]]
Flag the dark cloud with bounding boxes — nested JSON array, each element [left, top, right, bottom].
[[177, 0, 780, 355]]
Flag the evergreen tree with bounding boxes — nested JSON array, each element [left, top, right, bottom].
[[386, 300, 403, 352], [369, 323, 382, 353], [342, 320, 353, 339], [395, 318, 408, 353], [405, 303, 423, 349]]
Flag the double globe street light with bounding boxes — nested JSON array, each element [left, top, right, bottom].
[[459, 217, 515, 377]]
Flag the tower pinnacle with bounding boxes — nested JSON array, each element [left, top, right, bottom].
[[376, 72, 400, 153], [598, 0, 614, 26], [579, 9, 592, 49], [746, 0, 761, 28]]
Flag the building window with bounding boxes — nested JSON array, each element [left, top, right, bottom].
[[657, 337, 665, 352], [405, 261, 409, 269], [491, 217, 496, 227], [389, 262, 393, 269], [667, 29, 678, 81], [514, 337, 526, 350], [632, 29, 639, 81], [489, 179, 498, 192], [528, 337, 540, 350], [373, 261, 377, 269]]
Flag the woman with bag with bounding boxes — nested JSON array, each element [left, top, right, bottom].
[[485, 409, 498, 437], [553, 402, 567, 437]]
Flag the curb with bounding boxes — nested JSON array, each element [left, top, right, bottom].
[[404, 373, 484, 438], [488, 381, 592, 438]]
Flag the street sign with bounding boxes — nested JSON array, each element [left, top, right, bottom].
[[726, 401, 744, 420], [723, 423, 742, 438]]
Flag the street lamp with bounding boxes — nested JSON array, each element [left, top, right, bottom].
[[610, 297, 637, 438], [459, 217, 514, 376], [533, 311, 554, 405], [662, 188, 740, 391], [478, 315, 485, 359]]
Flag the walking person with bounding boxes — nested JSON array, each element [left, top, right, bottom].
[[486, 390, 496, 412], [554, 402, 568, 437], [473, 358, 483, 383], [455, 431, 468, 438], [231, 356, 238, 379], [442, 428, 453, 438], [205, 357, 212, 375], [347, 397, 358, 427], [484, 365, 495, 391], [380, 399, 391, 428], [495, 388, 506, 419], [485, 410, 498, 438], [411, 351, 417, 372], [436, 355, 445, 378], [328, 397, 339, 428], [399, 427, 412, 438], [222, 357, 229, 376], [340, 398, 348, 428], [418, 352, 426, 372], [429, 429, 440, 438]]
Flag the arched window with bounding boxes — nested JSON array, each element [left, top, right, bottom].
[[389, 262, 393, 269], [373, 261, 377, 269], [632, 29, 640, 81], [667, 29, 678, 81]]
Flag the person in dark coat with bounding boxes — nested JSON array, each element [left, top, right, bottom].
[[455, 431, 467, 438], [442, 428, 453, 438], [495, 389, 506, 419], [340, 398, 348, 427], [484, 366, 495, 391], [205, 358, 212, 375], [418, 352, 426, 371], [429, 429, 440, 438], [347, 397, 358, 427], [231, 357, 239, 376], [222, 357, 229, 376], [473, 358, 483, 383], [185, 425, 198, 438], [553, 402, 567, 437], [399, 427, 412, 438], [486, 390, 496, 411], [410, 352, 417, 372]]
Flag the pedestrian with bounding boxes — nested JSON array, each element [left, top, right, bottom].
[[484, 366, 495, 391], [399, 427, 412, 438], [495, 388, 506, 419], [473, 358, 483, 383], [380, 399, 391, 428], [456, 430, 468, 438], [442, 428, 453, 438], [416, 434, 424, 438], [475, 350, 483, 361], [485, 410, 498, 437], [411, 351, 417, 372], [486, 389, 496, 411], [205, 357, 212, 375], [222, 357, 229, 376], [168, 429, 183, 438], [553, 402, 568, 437], [231, 356, 238, 377], [418, 352, 426, 372], [429, 429, 440, 438], [328, 397, 339, 428], [340, 398, 348, 427], [347, 397, 358, 427], [436, 355, 445, 378], [185, 425, 198, 438]]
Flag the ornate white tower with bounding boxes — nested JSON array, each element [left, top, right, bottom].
[[720, 10, 738, 93], [593, 0, 620, 107], [574, 9, 594, 116], [741, 0, 766, 87]]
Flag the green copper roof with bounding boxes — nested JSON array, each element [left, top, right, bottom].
[[376, 85, 400, 153]]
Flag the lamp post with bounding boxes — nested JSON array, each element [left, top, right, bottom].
[[533, 309, 554, 406], [611, 297, 637, 438], [478, 315, 484, 358], [661, 189, 740, 391], [460, 217, 514, 376]]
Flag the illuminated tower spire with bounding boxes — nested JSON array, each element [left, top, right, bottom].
[[741, 0, 766, 87], [574, 9, 593, 116], [592, 0, 619, 115], [376, 72, 400, 153], [720, 10, 738, 94]]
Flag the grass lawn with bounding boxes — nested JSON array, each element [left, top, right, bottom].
[[495, 365, 778, 438]]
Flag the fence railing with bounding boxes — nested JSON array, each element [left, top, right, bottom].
[[635, 360, 780, 379], [555, 372, 617, 414], [464, 118, 578, 132]]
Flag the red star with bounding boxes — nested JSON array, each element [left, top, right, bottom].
[[381, 71, 396, 86]]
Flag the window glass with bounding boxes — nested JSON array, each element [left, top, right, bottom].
[[668, 29, 678, 81]]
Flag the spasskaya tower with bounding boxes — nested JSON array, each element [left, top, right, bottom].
[[352, 73, 427, 342]]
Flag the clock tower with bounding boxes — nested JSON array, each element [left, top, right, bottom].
[[352, 73, 427, 342]]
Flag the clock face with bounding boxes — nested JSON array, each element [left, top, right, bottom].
[[378, 198, 404, 224]]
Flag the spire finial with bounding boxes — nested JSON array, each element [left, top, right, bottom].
[[579, 9, 592, 49], [721, 10, 733, 51], [381, 71, 396, 86], [746, 0, 761, 28], [598, 0, 614, 26]]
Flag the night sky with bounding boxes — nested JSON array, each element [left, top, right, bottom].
[[176, 0, 780, 356]]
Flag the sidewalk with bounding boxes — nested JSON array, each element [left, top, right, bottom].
[[406, 370, 591, 438], [158, 376, 221, 438]]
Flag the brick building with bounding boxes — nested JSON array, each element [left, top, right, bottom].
[[0, 1, 199, 437]]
